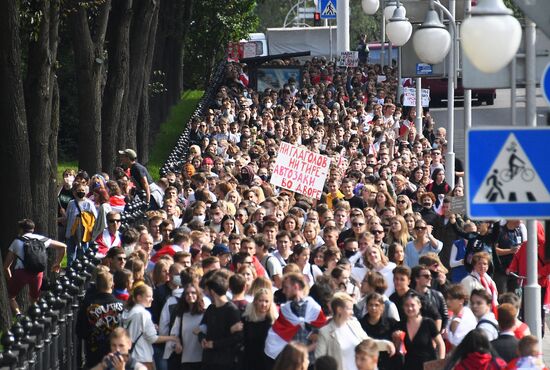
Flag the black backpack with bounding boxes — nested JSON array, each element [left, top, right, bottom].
[[17, 236, 48, 273]]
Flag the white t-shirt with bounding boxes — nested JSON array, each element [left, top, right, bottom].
[[9, 233, 51, 270], [165, 312, 204, 363], [122, 304, 158, 363], [335, 323, 362, 370]]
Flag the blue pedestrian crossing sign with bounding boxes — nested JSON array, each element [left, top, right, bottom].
[[320, 0, 337, 19], [467, 127, 550, 219]]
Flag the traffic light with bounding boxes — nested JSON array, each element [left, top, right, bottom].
[[314, 12, 321, 26]]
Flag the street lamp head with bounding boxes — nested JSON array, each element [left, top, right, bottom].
[[386, 6, 412, 46], [460, 0, 521, 73], [412, 9, 451, 64], [383, 0, 398, 21], [362, 0, 380, 15]]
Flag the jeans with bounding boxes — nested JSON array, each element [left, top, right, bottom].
[[153, 344, 167, 370]]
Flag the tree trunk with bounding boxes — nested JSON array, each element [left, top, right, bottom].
[[102, 0, 133, 174], [70, 0, 111, 174], [137, 2, 159, 166], [50, 80, 61, 240], [0, 0, 33, 330], [48, 2, 61, 239], [25, 0, 60, 236], [127, 0, 159, 154]]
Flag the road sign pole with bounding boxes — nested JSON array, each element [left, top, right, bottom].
[[336, 0, 349, 53], [415, 78, 423, 136], [463, 0, 472, 130], [523, 17, 542, 344], [446, 0, 456, 190]]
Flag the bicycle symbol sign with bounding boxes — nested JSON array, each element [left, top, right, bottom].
[[467, 128, 550, 219]]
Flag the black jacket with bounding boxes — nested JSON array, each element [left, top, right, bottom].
[[491, 334, 519, 363], [76, 292, 124, 368]]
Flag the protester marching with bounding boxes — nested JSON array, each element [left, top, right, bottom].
[[5, 56, 549, 370]]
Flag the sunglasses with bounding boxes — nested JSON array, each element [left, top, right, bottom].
[[397, 200, 407, 204], [117, 257, 126, 262], [108, 219, 122, 224], [415, 226, 427, 230], [353, 223, 365, 227], [372, 230, 384, 234]]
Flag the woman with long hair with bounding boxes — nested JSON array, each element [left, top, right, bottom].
[[395, 195, 414, 216], [303, 221, 324, 249], [241, 288, 278, 370], [426, 168, 451, 200], [386, 215, 412, 247], [122, 285, 180, 370], [374, 190, 395, 215], [168, 282, 205, 370], [403, 219, 443, 268], [387, 243, 405, 266], [393, 174, 416, 199], [220, 214, 239, 236], [152, 259, 172, 288], [359, 293, 402, 370], [289, 244, 322, 286], [316, 293, 394, 370], [409, 166, 425, 188], [443, 329, 506, 370], [393, 291, 445, 370], [280, 214, 299, 232], [363, 245, 397, 296]]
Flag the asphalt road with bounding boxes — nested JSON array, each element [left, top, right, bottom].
[[430, 88, 550, 363], [429, 88, 549, 162]]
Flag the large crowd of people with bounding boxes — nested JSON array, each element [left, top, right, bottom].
[[5, 55, 550, 370]]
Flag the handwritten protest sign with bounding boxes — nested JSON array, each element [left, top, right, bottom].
[[271, 142, 331, 199], [403, 87, 430, 107], [337, 51, 359, 67]]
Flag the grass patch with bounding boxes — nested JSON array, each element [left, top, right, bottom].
[[148, 90, 204, 179]]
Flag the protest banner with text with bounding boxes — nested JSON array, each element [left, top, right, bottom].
[[270, 142, 331, 199]]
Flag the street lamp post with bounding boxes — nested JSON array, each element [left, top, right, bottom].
[[411, 0, 456, 188]]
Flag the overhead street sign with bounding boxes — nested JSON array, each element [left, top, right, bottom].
[[466, 127, 550, 219], [320, 0, 337, 19]]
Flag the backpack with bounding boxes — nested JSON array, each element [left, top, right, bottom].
[[70, 201, 96, 243], [16, 236, 48, 273], [464, 239, 493, 272]]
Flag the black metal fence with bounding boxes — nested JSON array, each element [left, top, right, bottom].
[[0, 61, 229, 369]]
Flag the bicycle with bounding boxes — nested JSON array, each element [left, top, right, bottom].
[[500, 165, 535, 183]]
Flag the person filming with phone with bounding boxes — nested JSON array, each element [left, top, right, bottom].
[[91, 327, 147, 370]]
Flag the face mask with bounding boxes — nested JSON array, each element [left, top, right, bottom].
[[65, 176, 75, 187], [192, 215, 205, 223], [259, 174, 269, 181], [76, 191, 86, 199], [319, 144, 326, 151], [344, 249, 357, 259], [172, 275, 182, 287], [265, 102, 273, 108]]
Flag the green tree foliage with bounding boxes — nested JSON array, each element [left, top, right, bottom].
[[255, 0, 306, 30], [183, 0, 259, 88], [350, 1, 382, 45]]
